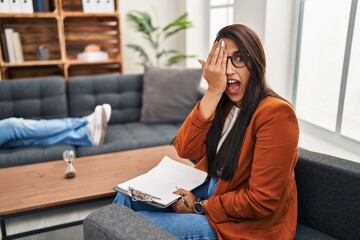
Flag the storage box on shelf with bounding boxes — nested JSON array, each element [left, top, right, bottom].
[[0, 0, 122, 80]]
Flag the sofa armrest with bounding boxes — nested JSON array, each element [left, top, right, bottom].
[[295, 148, 360, 239], [83, 204, 177, 240]]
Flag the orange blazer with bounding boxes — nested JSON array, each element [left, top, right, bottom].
[[175, 96, 299, 240]]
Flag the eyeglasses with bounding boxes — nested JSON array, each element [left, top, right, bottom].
[[227, 52, 250, 68]]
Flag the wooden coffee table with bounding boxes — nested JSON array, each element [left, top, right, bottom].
[[0, 145, 192, 239]]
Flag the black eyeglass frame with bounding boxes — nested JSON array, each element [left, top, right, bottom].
[[226, 53, 251, 68]]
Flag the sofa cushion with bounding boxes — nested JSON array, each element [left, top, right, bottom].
[[295, 148, 360, 240], [295, 224, 336, 240], [75, 122, 181, 157], [0, 145, 76, 168], [83, 204, 177, 240], [140, 66, 202, 123], [0, 76, 68, 120], [68, 73, 143, 124]]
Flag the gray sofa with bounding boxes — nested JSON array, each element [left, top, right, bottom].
[[0, 74, 184, 168], [83, 148, 360, 240]]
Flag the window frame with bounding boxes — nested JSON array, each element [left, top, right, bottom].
[[293, 0, 360, 155], [208, 0, 234, 47]]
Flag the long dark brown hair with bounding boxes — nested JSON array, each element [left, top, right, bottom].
[[206, 24, 280, 181]]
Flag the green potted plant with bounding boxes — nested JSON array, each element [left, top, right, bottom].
[[126, 10, 195, 67]]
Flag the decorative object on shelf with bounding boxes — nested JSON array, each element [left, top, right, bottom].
[[82, 0, 114, 13], [126, 10, 195, 67], [63, 150, 76, 178], [36, 44, 50, 60], [77, 43, 109, 62]]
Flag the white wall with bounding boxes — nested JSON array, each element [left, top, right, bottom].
[[233, 0, 267, 42], [263, 0, 297, 101], [184, 0, 209, 68], [119, 0, 186, 73], [233, 0, 296, 101]]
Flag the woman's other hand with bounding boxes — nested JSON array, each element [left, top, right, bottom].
[[172, 188, 196, 214]]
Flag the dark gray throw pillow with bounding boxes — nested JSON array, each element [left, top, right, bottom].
[[140, 66, 202, 123]]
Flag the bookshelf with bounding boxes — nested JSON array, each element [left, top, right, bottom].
[[0, 0, 122, 80]]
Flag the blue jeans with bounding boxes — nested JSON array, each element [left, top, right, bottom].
[[113, 177, 218, 240], [0, 117, 92, 148]]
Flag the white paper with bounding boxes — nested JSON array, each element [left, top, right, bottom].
[[117, 156, 208, 207]]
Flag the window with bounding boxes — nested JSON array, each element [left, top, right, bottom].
[[294, 0, 360, 153], [342, 1, 360, 142], [209, 0, 234, 47]]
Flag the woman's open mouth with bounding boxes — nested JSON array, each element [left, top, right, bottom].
[[227, 80, 240, 94]]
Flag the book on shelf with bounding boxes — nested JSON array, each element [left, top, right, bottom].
[[0, 0, 34, 13], [114, 156, 208, 208], [32, 0, 50, 12], [0, 0, 11, 13], [9, 0, 22, 13], [4, 29, 16, 63], [0, 33, 9, 62], [20, 0, 34, 13], [82, 0, 94, 13], [101, 0, 114, 13], [82, 0, 115, 13], [13, 32, 24, 62], [3, 29, 24, 63]]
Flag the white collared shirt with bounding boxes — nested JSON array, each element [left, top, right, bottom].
[[216, 105, 241, 153]]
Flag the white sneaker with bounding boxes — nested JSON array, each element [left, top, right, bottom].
[[102, 104, 112, 122], [87, 105, 107, 146]]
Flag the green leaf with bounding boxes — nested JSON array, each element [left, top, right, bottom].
[[162, 13, 192, 40], [163, 13, 191, 32], [126, 44, 151, 66], [156, 49, 178, 59], [164, 25, 190, 39], [127, 10, 157, 35], [126, 10, 194, 67], [166, 53, 196, 66], [126, 10, 159, 48]]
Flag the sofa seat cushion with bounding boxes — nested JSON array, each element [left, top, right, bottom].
[[0, 145, 76, 168], [296, 224, 337, 240], [75, 122, 182, 157]]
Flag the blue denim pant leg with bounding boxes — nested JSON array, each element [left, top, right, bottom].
[[0, 117, 92, 148], [113, 178, 218, 239]]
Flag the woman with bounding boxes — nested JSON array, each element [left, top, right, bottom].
[[113, 24, 299, 239]]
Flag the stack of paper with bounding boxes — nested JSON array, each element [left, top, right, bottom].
[[77, 51, 109, 62], [115, 156, 208, 208]]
